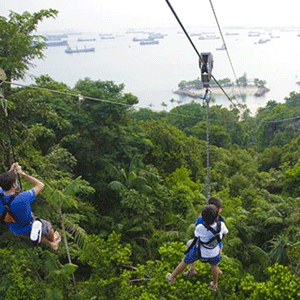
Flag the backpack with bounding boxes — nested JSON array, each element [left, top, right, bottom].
[[0, 193, 18, 224], [185, 221, 222, 262], [0, 193, 33, 227]]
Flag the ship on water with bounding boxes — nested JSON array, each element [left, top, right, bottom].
[[139, 40, 159, 45], [46, 40, 68, 47], [65, 46, 95, 54], [77, 38, 96, 42]]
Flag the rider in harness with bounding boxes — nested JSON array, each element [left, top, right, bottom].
[[166, 204, 229, 291], [0, 163, 61, 251]]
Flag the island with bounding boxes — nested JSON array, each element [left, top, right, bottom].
[[174, 74, 270, 98]]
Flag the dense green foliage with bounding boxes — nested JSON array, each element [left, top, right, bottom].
[[1, 9, 300, 299]]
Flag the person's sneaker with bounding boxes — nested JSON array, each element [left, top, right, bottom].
[[183, 269, 197, 276], [210, 281, 218, 292], [166, 273, 174, 284]]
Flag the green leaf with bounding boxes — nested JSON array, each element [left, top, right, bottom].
[[108, 181, 127, 192], [60, 263, 78, 276]]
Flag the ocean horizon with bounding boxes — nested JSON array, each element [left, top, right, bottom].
[[17, 26, 300, 115]]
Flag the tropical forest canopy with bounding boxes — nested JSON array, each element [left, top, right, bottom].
[[1, 9, 300, 300]]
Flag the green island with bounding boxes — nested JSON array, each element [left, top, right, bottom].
[[174, 73, 270, 98]]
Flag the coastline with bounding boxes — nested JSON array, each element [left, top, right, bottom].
[[174, 85, 270, 98]]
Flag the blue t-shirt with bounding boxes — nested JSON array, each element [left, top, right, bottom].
[[0, 188, 35, 235], [195, 215, 225, 227]]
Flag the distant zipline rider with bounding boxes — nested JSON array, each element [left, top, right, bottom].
[[0, 163, 61, 251]]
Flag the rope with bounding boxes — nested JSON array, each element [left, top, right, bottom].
[[200, 89, 211, 201]]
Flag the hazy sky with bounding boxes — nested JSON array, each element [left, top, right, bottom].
[[2, 0, 300, 33]]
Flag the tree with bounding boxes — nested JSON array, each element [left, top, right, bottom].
[[0, 10, 58, 93], [285, 91, 300, 108], [236, 73, 248, 87], [218, 77, 232, 86], [254, 78, 267, 87]]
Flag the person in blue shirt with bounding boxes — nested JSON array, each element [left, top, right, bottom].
[[0, 162, 61, 251], [166, 204, 228, 291], [183, 197, 225, 276]]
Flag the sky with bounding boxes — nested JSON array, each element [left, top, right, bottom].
[[2, 0, 300, 34]]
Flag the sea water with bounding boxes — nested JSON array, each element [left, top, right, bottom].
[[20, 26, 300, 115]]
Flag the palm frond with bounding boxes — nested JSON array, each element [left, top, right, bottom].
[[249, 245, 270, 267], [108, 181, 127, 192], [49, 189, 65, 208], [42, 250, 62, 272], [60, 263, 78, 276], [263, 216, 283, 226], [268, 233, 291, 264], [130, 176, 147, 187], [64, 217, 88, 249], [138, 185, 152, 193], [128, 171, 137, 183], [63, 176, 82, 196], [100, 158, 121, 180], [158, 230, 186, 243], [129, 153, 143, 173]]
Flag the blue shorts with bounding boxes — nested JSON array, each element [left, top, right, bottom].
[[184, 243, 222, 265]]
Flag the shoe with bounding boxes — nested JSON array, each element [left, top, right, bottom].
[[30, 220, 42, 246], [183, 269, 197, 276], [166, 273, 174, 284], [210, 281, 218, 292]]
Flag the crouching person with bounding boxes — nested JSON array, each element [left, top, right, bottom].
[[0, 163, 61, 251]]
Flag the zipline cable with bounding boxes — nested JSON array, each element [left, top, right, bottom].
[[208, 0, 238, 83], [164, 0, 237, 108], [1, 80, 297, 124], [164, 0, 203, 60], [208, 0, 243, 104], [0, 86, 22, 190], [1, 80, 208, 122]]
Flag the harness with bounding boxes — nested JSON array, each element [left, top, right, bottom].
[[185, 221, 222, 262], [0, 193, 33, 228]]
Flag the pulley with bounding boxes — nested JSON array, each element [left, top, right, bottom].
[[199, 53, 213, 88]]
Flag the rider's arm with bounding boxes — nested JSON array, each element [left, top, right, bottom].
[[20, 171, 45, 196]]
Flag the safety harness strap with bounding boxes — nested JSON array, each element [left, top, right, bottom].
[[203, 221, 221, 245], [196, 221, 222, 259]]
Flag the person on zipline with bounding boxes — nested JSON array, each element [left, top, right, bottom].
[[0, 162, 61, 251], [166, 204, 228, 292], [183, 197, 225, 277]]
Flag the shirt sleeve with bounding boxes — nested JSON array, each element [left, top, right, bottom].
[[18, 189, 36, 204], [221, 222, 229, 236], [194, 224, 203, 238], [195, 216, 203, 227]]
